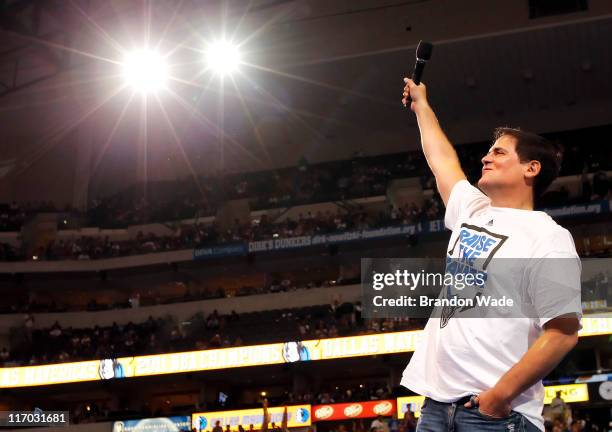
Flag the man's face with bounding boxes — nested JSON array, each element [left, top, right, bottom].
[[478, 135, 531, 194]]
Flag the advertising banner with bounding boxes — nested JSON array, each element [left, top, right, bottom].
[[313, 400, 396, 421], [1, 317, 610, 388], [247, 224, 424, 254], [543, 384, 589, 404], [396, 396, 425, 419], [193, 243, 247, 260], [192, 405, 310, 432], [112, 416, 191, 432]]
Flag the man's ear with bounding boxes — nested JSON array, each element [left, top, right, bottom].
[[524, 160, 541, 179]]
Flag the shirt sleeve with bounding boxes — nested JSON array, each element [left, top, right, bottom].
[[444, 180, 490, 229], [527, 230, 583, 329]]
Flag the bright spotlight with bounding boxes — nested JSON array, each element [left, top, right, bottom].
[[122, 50, 168, 93], [206, 41, 241, 75]]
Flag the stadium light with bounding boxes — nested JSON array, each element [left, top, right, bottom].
[[122, 50, 168, 93], [205, 40, 241, 75]]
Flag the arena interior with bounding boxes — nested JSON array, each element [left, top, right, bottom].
[[0, 0, 610, 431]]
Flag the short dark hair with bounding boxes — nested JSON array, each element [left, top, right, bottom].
[[493, 127, 563, 198]]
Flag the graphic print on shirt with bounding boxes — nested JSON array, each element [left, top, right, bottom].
[[440, 223, 508, 328]]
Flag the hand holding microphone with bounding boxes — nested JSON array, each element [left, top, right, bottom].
[[402, 78, 428, 112], [402, 40, 433, 111]]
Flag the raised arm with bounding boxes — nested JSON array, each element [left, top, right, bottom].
[[281, 406, 288, 432], [261, 399, 269, 432], [402, 78, 466, 206]]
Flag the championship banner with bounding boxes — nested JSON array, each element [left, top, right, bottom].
[[192, 405, 310, 431], [543, 384, 589, 404], [0, 330, 424, 388], [0, 355, 140, 388], [313, 400, 395, 421], [1, 317, 610, 388], [396, 396, 425, 419], [113, 416, 191, 432]]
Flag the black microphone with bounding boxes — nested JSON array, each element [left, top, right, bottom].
[[407, 41, 433, 103]]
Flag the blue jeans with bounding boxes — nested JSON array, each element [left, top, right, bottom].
[[416, 398, 540, 432]]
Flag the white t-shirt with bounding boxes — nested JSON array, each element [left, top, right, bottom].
[[401, 180, 582, 431]]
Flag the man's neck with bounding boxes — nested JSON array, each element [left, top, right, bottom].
[[487, 190, 534, 210]]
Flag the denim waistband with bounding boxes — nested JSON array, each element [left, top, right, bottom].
[[424, 395, 474, 406]]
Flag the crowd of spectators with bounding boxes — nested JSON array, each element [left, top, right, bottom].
[[68, 391, 417, 429], [542, 393, 602, 432], [65, 384, 605, 431], [0, 195, 444, 262], [0, 201, 27, 232], [39, 230, 197, 261], [83, 152, 423, 230], [97, 129, 612, 228], [4, 302, 425, 367], [288, 382, 393, 406], [0, 201, 70, 232], [86, 194, 210, 229], [2, 126, 610, 235], [80, 138, 611, 230], [0, 241, 19, 261], [315, 415, 418, 432], [6, 270, 360, 314], [6, 259, 609, 316], [18, 186, 610, 263], [0, 130, 609, 263], [193, 198, 443, 247]]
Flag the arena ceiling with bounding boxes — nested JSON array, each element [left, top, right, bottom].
[[0, 0, 611, 203]]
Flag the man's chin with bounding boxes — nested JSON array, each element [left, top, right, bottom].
[[477, 177, 493, 194]]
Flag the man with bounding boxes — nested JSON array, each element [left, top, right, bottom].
[[388, 414, 400, 432], [371, 416, 389, 432], [402, 410, 417, 432], [212, 421, 223, 432], [548, 391, 569, 425], [399, 78, 582, 432]]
